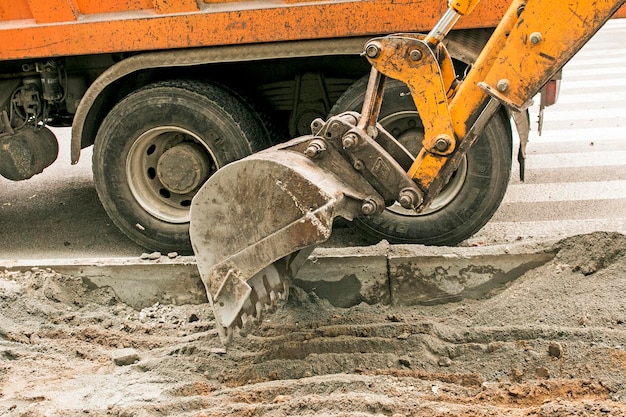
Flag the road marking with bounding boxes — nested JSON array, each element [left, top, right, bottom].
[[504, 181, 626, 203], [523, 151, 626, 169], [477, 218, 626, 242], [536, 107, 626, 121], [473, 19, 626, 244]]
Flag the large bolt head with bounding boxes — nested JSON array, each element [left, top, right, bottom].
[[361, 198, 378, 215], [409, 49, 423, 61], [365, 42, 382, 58], [398, 194, 413, 209], [353, 159, 365, 171], [398, 187, 422, 210], [304, 139, 326, 159], [328, 120, 345, 136], [342, 133, 358, 149], [530, 32, 543, 44], [434, 134, 452, 152], [497, 79, 510, 93]]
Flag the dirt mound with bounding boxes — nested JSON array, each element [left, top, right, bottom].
[[555, 231, 626, 275], [2, 233, 626, 416]]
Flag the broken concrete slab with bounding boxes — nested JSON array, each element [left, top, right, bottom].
[[0, 240, 557, 310], [388, 244, 556, 306], [294, 246, 389, 307], [296, 241, 556, 308], [111, 348, 140, 366], [0, 257, 207, 309]]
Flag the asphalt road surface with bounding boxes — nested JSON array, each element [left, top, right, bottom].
[[469, 18, 626, 245], [1, 20, 625, 260]]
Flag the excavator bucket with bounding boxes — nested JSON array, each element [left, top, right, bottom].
[[189, 133, 385, 342]]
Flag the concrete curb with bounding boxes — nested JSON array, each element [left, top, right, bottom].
[[0, 257, 206, 309], [0, 240, 557, 309]]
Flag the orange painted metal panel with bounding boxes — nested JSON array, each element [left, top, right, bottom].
[[0, 0, 622, 61], [0, 2, 34, 20], [481, 0, 623, 110], [153, 0, 199, 14], [75, 0, 152, 14], [0, 0, 507, 60], [26, 0, 79, 23]]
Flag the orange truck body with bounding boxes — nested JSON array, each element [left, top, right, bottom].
[[2, 1, 623, 61]]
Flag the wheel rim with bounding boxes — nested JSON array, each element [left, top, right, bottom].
[[127, 126, 216, 223], [379, 110, 467, 216]]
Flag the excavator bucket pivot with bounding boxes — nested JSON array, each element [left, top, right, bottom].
[[190, 133, 384, 342]]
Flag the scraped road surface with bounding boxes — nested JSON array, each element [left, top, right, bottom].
[[0, 20, 625, 260], [2, 232, 626, 416]]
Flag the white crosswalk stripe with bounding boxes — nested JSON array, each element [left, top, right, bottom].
[[523, 151, 626, 169], [470, 19, 626, 244]]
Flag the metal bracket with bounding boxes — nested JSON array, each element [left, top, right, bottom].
[[309, 113, 423, 211], [365, 35, 458, 159]]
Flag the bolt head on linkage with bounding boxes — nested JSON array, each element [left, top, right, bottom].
[[304, 139, 326, 159], [342, 133, 358, 149], [361, 198, 379, 215], [398, 187, 422, 210]]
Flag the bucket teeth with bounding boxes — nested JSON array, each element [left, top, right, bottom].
[[212, 264, 290, 344], [239, 313, 250, 332], [255, 301, 264, 321], [281, 281, 290, 301]]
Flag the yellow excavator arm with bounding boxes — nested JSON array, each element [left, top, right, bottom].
[[190, 0, 626, 343]]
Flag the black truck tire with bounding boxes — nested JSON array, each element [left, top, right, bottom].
[[93, 80, 271, 254], [330, 76, 512, 246]]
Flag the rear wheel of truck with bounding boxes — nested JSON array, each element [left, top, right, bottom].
[[93, 80, 271, 254], [330, 76, 512, 246]]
